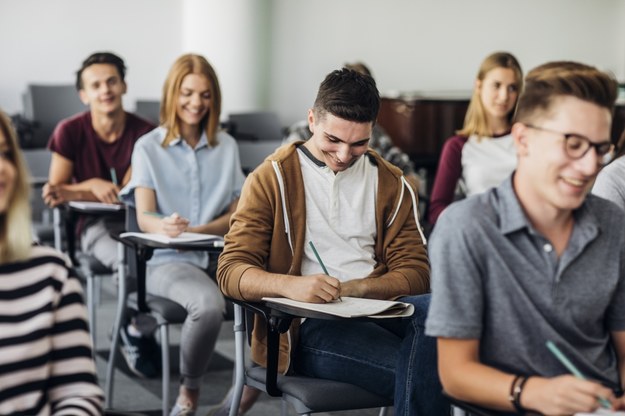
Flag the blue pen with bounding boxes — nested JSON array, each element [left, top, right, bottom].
[[110, 167, 118, 186], [546, 341, 612, 409]]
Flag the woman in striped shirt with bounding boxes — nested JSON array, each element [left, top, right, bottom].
[[0, 109, 103, 415]]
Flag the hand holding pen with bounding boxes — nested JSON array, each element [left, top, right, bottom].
[[309, 241, 342, 303], [144, 211, 189, 237], [521, 341, 619, 414]]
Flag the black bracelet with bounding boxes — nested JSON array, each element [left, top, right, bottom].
[[508, 375, 527, 414], [513, 376, 529, 414]]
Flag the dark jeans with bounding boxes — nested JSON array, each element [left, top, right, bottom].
[[294, 294, 449, 415]]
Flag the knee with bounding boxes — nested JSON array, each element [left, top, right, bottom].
[[187, 295, 225, 324]]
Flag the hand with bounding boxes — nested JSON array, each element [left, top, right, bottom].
[[283, 274, 341, 303], [161, 212, 190, 237], [521, 375, 616, 415], [42, 183, 70, 207], [88, 178, 120, 204], [612, 394, 625, 410]]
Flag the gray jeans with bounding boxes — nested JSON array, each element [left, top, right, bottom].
[[81, 218, 120, 270], [147, 262, 225, 390]]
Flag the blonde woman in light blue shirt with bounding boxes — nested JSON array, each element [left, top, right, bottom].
[[121, 54, 245, 416]]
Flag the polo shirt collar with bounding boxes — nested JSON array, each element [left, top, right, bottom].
[[497, 173, 600, 240]]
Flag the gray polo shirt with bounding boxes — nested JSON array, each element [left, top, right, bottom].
[[425, 176, 625, 389]]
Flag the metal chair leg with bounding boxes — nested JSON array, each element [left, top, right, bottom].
[[87, 272, 97, 354], [105, 242, 127, 408], [161, 324, 170, 416], [229, 305, 245, 416]]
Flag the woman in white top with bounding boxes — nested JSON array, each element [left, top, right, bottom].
[[0, 109, 103, 414], [593, 129, 625, 209], [428, 51, 523, 225], [121, 54, 245, 416]]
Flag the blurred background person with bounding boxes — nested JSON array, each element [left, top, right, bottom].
[[428, 51, 523, 226], [0, 109, 103, 414]]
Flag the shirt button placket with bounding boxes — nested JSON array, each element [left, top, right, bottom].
[[190, 150, 200, 222]]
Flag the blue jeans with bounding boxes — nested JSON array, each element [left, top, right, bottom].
[[294, 294, 448, 415]]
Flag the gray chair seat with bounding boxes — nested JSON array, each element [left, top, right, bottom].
[[127, 293, 187, 323], [76, 252, 111, 275], [247, 366, 392, 413]]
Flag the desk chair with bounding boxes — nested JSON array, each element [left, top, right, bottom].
[[106, 205, 187, 416], [53, 204, 123, 351], [229, 299, 391, 416], [106, 206, 228, 416], [445, 393, 507, 416]]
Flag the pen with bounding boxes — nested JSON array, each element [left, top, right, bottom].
[[308, 241, 342, 302], [546, 340, 612, 409], [110, 167, 118, 186], [143, 211, 166, 218]]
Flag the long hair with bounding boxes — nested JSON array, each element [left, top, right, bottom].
[[160, 54, 222, 147], [0, 110, 32, 263], [457, 52, 523, 138]]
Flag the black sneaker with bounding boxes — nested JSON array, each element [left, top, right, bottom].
[[119, 325, 160, 378]]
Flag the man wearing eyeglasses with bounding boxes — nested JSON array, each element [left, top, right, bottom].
[[426, 61, 625, 415]]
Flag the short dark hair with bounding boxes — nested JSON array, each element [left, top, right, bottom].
[[75, 52, 126, 90], [313, 68, 380, 124], [514, 61, 618, 128]]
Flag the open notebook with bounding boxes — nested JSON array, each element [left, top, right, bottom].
[[119, 231, 224, 246], [68, 201, 124, 211], [262, 296, 414, 319]]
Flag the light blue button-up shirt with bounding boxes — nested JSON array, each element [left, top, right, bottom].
[[120, 126, 245, 268]]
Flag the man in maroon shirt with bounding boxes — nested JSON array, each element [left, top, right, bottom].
[[43, 51, 157, 378]]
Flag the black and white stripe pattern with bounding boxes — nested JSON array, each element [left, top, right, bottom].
[[0, 246, 103, 415]]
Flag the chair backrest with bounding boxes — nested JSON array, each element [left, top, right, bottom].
[[22, 84, 85, 148], [134, 100, 160, 125], [24, 149, 53, 229], [227, 112, 283, 174]]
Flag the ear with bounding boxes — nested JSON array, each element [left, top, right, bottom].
[[307, 109, 315, 133], [512, 122, 529, 157], [121, 81, 128, 95], [78, 89, 89, 106], [474, 79, 482, 92]]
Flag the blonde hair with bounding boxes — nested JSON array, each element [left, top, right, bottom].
[[0, 110, 32, 263], [457, 52, 523, 138], [160, 54, 222, 147]]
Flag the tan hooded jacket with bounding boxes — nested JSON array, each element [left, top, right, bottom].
[[217, 142, 429, 373]]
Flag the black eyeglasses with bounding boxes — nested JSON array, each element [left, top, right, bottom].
[[525, 124, 614, 165]]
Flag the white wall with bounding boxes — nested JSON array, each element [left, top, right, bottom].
[[268, 0, 624, 125], [1, 0, 623, 127], [0, 0, 182, 114], [182, 0, 271, 117]]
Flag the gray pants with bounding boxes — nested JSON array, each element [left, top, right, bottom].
[[147, 262, 225, 390], [81, 218, 120, 270]]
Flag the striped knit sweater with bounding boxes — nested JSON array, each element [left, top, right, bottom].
[[0, 245, 103, 415]]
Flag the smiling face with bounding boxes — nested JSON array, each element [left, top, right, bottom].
[[78, 63, 127, 115], [176, 73, 212, 133], [513, 95, 612, 217], [0, 130, 17, 214], [304, 110, 372, 173], [478, 67, 519, 122]]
